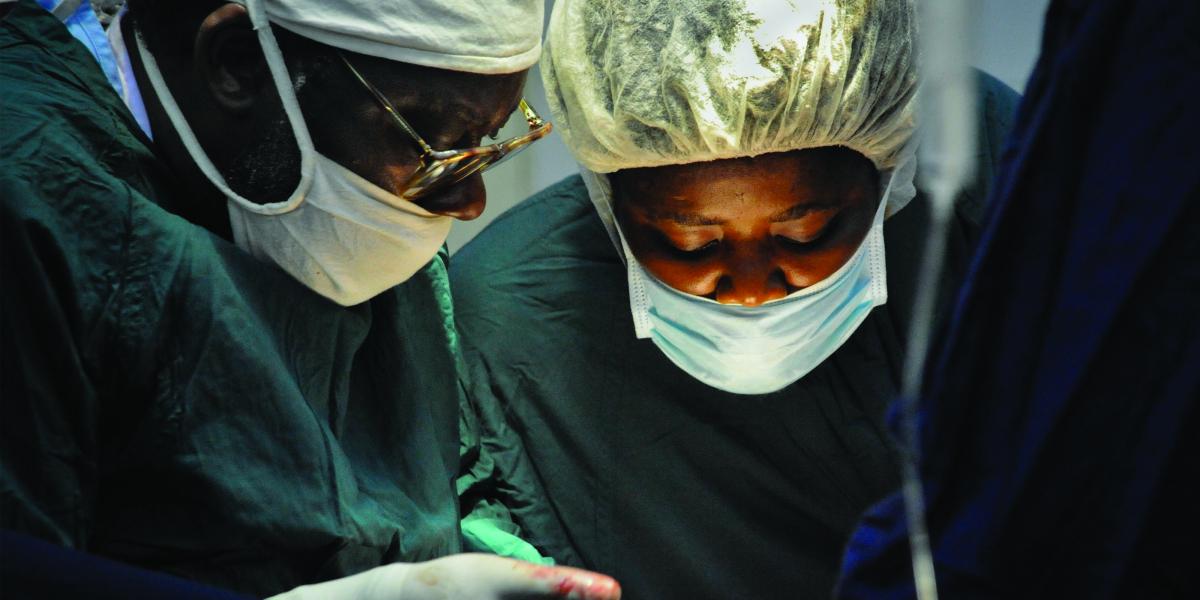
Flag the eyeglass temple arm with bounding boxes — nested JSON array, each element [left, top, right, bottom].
[[340, 51, 547, 156], [337, 52, 436, 157]]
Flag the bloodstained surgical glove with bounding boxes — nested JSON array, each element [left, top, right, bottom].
[[267, 553, 621, 600]]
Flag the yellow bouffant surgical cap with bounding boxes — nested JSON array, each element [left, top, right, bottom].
[[542, 0, 918, 172]]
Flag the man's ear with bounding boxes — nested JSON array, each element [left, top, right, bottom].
[[193, 4, 265, 114]]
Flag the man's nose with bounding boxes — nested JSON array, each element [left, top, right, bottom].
[[415, 174, 487, 221]]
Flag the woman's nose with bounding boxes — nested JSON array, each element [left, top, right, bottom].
[[714, 258, 789, 307]]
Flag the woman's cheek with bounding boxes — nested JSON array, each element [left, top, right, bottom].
[[777, 246, 857, 288], [639, 256, 724, 296]]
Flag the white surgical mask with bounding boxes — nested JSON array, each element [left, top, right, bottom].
[[135, 0, 451, 306], [582, 149, 916, 395]]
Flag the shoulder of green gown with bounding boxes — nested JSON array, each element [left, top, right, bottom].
[[0, 0, 176, 257], [450, 174, 617, 300], [452, 175, 605, 270], [975, 68, 1022, 164], [882, 70, 1019, 336], [1, 1, 149, 156], [2, 4, 164, 348], [958, 69, 1022, 225]]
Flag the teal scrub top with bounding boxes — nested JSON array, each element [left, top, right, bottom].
[[450, 74, 1019, 599], [0, 3, 536, 596]]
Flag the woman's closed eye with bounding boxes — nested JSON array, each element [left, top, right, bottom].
[[657, 231, 720, 257], [772, 211, 840, 248]]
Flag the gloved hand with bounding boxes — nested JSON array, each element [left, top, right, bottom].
[[268, 553, 620, 600]]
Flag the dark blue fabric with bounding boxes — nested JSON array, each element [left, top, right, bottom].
[[0, 531, 251, 599], [837, 0, 1200, 598]]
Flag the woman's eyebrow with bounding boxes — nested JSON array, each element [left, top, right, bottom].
[[645, 208, 725, 226], [769, 201, 838, 222], [643, 201, 838, 226]]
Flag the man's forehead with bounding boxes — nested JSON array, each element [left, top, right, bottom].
[[337, 55, 521, 131], [360, 57, 523, 108]]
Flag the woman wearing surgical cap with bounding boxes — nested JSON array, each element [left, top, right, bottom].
[[451, 0, 1018, 598]]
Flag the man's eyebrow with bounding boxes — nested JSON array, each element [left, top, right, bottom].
[[769, 201, 838, 222], [449, 101, 519, 139], [486, 102, 521, 137]]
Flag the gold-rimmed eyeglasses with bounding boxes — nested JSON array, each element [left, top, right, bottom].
[[337, 51, 552, 201]]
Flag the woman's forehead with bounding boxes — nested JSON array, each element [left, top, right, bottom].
[[614, 147, 878, 208], [617, 147, 873, 183]]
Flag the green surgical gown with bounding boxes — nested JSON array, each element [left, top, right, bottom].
[[0, 3, 536, 596], [450, 74, 1019, 599]]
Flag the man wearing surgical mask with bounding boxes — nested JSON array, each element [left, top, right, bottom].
[[450, 1, 1018, 598], [0, 1, 620, 598]]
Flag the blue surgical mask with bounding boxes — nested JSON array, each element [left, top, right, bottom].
[[581, 151, 915, 395]]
